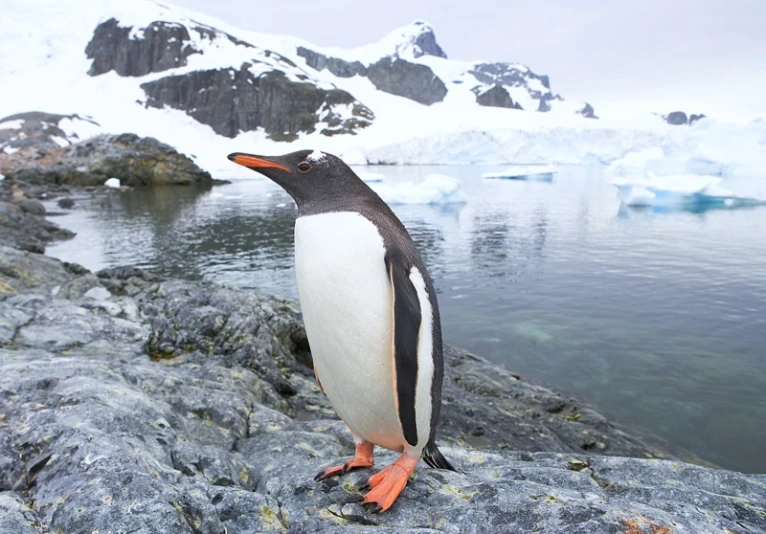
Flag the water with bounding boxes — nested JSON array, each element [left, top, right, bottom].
[[45, 165, 766, 473]]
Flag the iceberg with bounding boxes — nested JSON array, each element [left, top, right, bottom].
[[481, 165, 557, 181], [370, 174, 466, 205], [607, 148, 728, 178], [611, 174, 766, 209]]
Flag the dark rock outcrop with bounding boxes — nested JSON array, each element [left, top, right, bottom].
[[402, 21, 448, 59], [0, 112, 99, 152], [85, 18, 254, 77], [0, 201, 74, 254], [141, 67, 373, 140], [471, 62, 551, 92], [367, 58, 448, 106], [1, 132, 213, 186], [0, 248, 764, 533], [297, 47, 367, 78], [665, 111, 688, 125], [690, 113, 706, 124], [579, 102, 597, 119], [474, 84, 522, 109]]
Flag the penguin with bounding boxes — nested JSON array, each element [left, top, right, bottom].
[[227, 149, 455, 513]]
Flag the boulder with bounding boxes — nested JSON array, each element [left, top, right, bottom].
[[366, 58, 448, 106], [141, 68, 373, 140], [2, 133, 213, 186], [0, 249, 763, 534], [579, 103, 597, 119]]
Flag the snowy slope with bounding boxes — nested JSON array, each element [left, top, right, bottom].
[[1, 0, 764, 178]]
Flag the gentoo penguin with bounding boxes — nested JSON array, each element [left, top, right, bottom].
[[228, 149, 455, 513]]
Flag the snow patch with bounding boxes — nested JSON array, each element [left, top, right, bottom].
[[306, 150, 327, 163], [104, 178, 121, 188]]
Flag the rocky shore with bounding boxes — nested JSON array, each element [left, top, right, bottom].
[[0, 192, 764, 533]]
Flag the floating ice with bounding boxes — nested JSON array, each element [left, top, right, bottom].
[[104, 178, 121, 188], [481, 165, 557, 181], [370, 174, 466, 205], [355, 170, 384, 183], [611, 174, 766, 209], [608, 148, 728, 178]]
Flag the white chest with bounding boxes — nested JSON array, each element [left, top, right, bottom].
[[294, 212, 404, 449]]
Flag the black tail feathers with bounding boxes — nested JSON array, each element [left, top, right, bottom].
[[423, 441, 456, 471]]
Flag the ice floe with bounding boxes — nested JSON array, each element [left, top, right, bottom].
[[482, 165, 557, 181], [370, 174, 466, 205]]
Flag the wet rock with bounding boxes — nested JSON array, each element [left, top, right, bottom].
[[0, 202, 74, 254], [0, 249, 764, 533], [14, 198, 45, 216], [367, 58, 448, 106], [57, 197, 74, 209], [141, 68, 373, 140]]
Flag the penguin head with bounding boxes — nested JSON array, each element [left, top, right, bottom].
[[227, 149, 368, 208]]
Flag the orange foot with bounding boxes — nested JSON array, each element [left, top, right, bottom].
[[314, 441, 375, 481], [359, 453, 419, 513]]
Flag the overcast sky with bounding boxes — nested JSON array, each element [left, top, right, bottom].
[[174, 0, 766, 118]]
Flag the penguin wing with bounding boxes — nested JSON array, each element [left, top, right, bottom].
[[385, 250, 422, 447]]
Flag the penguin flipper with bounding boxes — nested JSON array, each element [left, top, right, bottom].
[[386, 250, 421, 448]]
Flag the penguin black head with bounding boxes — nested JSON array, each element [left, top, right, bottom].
[[227, 150, 370, 210]]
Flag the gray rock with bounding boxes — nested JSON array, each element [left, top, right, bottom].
[[141, 68, 373, 140], [297, 47, 368, 78], [0, 246, 78, 295], [14, 198, 45, 216], [367, 58, 448, 106], [0, 202, 74, 253], [4, 133, 213, 187], [474, 84, 522, 109], [0, 111, 100, 152], [85, 18, 253, 77], [665, 111, 689, 125], [404, 21, 448, 59], [690, 113, 706, 124], [579, 102, 598, 119], [56, 197, 74, 209], [1, 249, 763, 534]]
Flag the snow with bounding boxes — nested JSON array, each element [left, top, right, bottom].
[[369, 174, 466, 205], [306, 150, 327, 163], [104, 178, 121, 188], [0, 0, 764, 176], [0, 173, 5, 181], [0, 119, 25, 130], [612, 174, 766, 209], [482, 165, 558, 181], [354, 170, 384, 183]]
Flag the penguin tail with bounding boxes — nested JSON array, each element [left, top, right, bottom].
[[423, 440, 457, 471]]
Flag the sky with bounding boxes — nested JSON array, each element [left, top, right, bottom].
[[172, 0, 766, 119]]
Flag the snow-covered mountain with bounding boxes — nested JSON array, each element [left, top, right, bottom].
[[1, 0, 764, 177]]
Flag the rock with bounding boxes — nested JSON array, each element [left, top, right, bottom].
[[474, 84, 522, 109], [85, 18, 252, 77], [665, 111, 689, 125], [402, 21, 448, 59], [141, 68, 373, 140], [297, 47, 368, 78], [579, 103, 598, 119], [366, 58, 448, 106], [56, 198, 74, 209], [0, 248, 764, 534], [0, 202, 74, 254], [2, 133, 213, 186], [14, 198, 45, 216], [690, 113, 706, 125], [0, 111, 100, 152]]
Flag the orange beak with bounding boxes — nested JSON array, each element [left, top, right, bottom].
[[227, 153, 291, 172]]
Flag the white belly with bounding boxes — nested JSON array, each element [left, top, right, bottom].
[[294, 211, 405, 451]]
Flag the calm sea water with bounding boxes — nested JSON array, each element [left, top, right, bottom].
[[46, 165, 766, 473]]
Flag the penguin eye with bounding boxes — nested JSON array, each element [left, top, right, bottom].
[[298, 162, 311, 173]]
